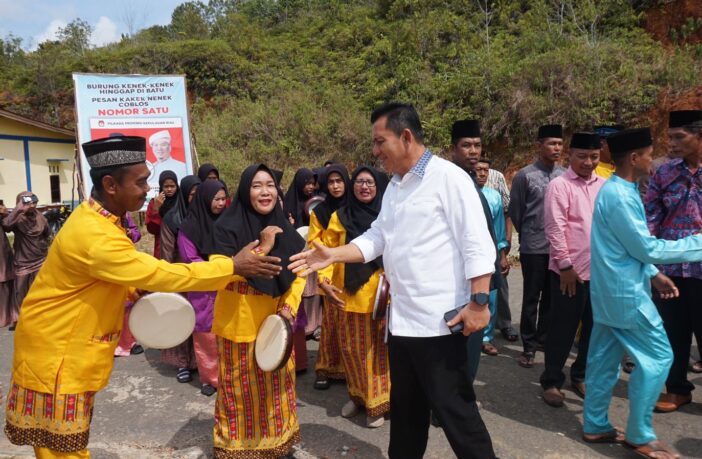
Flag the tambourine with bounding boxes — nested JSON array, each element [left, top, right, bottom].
[[372, 274, 390, 320], [255, 314, 294, 372], [129, 292, 195, 349], [303, 196, 325, 215]]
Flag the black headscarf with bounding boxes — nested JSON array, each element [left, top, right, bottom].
[[337, 166, 388, 293], [198, 163, 219, 182], [158, 170, 179, 218], [313, 167, 328, 197], [283, 168, 315, 228], [209, 164, 306, 297], [179, 180, 226, 255], [198, 162, 230, 196], [313, 164, 350, 229], [164, 175, 201, 234]]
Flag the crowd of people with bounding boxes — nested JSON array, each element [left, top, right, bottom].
[[0, 102, 701, 459]]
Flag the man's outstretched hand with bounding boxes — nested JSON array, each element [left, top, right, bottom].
[[233, 240, 282, 279], [288, 241, 334, 276]]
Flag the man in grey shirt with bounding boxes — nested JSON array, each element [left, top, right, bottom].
[[509, 124, 565, 368]]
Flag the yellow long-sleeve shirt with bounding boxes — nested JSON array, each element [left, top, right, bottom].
[[320, 212, 382, 314], [212, 254, 306, 342], [307, 211, 325, 246], [12, 201, 236, 394]]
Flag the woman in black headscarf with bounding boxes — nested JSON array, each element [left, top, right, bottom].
[[159, 175, 201, 379], [283, 168, 316, 228], [317, 166, 390, 428], [160, 175, 201, 262], [307, 164, 351, 389], [198, 163, 220, 182], [145, 170, 179, 258], [208, 164, 306, 458], [177, 180, 227, 396]]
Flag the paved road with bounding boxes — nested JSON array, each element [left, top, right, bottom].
[[1, 269, 700, 458]]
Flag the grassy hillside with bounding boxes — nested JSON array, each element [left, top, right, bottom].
[[1, 0, 700, 184]]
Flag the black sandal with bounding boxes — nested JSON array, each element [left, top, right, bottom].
[[201, 384, 217, 396], [176, 368, 193, 383]]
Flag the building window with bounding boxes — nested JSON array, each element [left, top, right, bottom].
[[50, 175, 61, 203]]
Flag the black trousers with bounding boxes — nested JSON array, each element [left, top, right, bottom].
[[656, 277, 702, 396], [496, 275, 512, 330], [388, 333, 496, 459], [519, 253, 551, 353], [539, 272, 593, 389]]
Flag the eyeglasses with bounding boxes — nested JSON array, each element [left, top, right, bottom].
[[353, 179, 376, 187]]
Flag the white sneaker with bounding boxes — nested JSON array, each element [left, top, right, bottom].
[[341, 400, 360, 418], [366, 414, 385, 428]]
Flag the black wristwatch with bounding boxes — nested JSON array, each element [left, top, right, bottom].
[[470, 292, 490, 306]]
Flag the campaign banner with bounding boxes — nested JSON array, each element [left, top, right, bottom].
[[73, 73, 194, 206]]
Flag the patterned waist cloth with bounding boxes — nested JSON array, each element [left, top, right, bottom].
[[4, 380, 94, 453]]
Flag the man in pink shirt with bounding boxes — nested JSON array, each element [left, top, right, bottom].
[[540, 132, 606, 407]]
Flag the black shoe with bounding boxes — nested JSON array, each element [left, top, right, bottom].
[[500, 326, 518, 342], [313, 375, 330, 390], [8, 323, 16, 331], [176, 368, 193, 383], [430, 411, 441, 427], [201, 384, 217, 396], [130, 344, 144, 355], [518, 352, 535, 368]]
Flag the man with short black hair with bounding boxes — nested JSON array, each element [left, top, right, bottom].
[[291, 103, 497, 459], [583, 127, 702, 458], [540, 132, 604, 407], [509, 124, 565, 368], [645, 110, 702, 413], [474, 157, 509, 356]]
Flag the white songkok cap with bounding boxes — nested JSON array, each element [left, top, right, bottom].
[[149, 130, 171, 145]]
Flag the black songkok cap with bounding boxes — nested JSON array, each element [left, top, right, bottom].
[[537, 124, 563, 139], [593, 125, 624, 138], [606, 128, 652, 157], [570, 132, 601, 150], [669, 110, 702, 128], [451, 120, 481, 143], [82, 136, 147, 169]]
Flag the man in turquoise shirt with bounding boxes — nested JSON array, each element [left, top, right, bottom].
[[474, 157, 509, 355], [584, 128, 702, 459]]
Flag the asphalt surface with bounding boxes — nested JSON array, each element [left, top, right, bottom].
[[0, 268, 700, 459]]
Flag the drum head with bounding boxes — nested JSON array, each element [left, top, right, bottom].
[[303, 196, 325, 215], [255, 314, 293, 372], [372, 274, 390, 320], [129, 292, 195, 349]]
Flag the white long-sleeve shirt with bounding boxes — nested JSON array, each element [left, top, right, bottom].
[[352, 152, 495, 337]]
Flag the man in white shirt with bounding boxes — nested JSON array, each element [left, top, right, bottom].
[[290, 103, 497, 459], [146, 130, 187, 191]]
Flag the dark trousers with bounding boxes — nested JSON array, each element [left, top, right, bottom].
[[540, 272, 593, 389], [656, 277, 702, 396], [466, 329, 483, 384], [388, 333, 496, 459], [519, 253, 551, 353], [496, 275, 512, 330]]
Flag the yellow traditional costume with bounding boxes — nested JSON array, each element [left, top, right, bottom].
[[318, 166, 391, 419], [209, 164, 307, 459]]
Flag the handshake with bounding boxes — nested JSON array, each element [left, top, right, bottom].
[[231, 225, 286, 279]]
